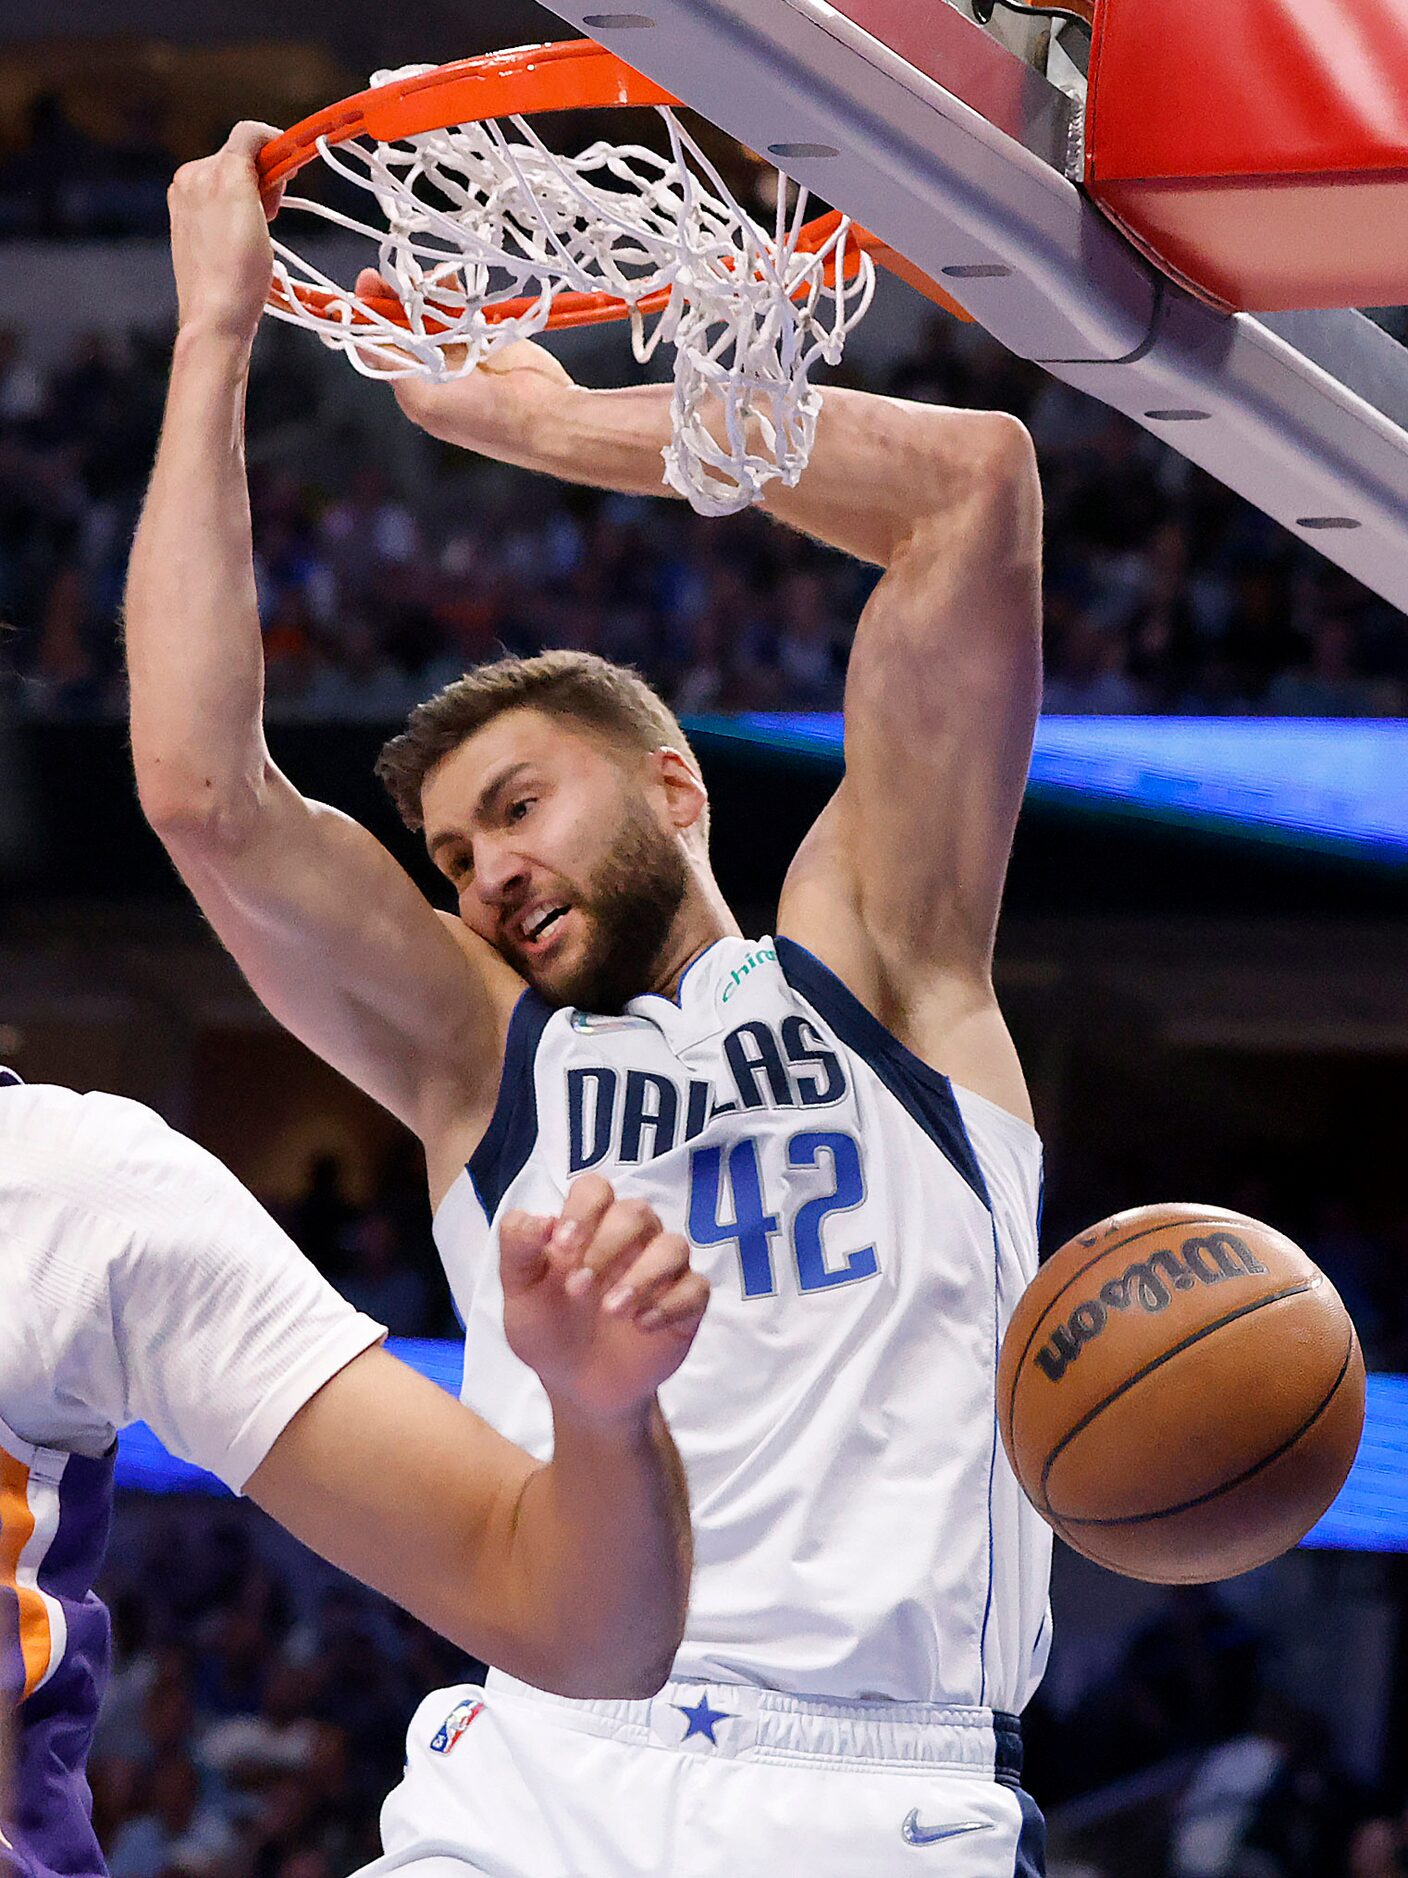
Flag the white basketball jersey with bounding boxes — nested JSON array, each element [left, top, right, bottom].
[[434, 936, 1052, 1711]]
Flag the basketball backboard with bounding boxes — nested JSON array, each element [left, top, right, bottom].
[[530, 0, 1408, 613]]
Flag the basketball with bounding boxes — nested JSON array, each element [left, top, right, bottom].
[[998, 1204, 1366, 1584]]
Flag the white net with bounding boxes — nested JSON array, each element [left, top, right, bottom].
[[266, 65, 876, 515]]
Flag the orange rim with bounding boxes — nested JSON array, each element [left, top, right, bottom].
[[268, 213, 899, 335], [256, 41, 678, 195], [258, 40, 972, 331]]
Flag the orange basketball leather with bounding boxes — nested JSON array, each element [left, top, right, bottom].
[[999, 1204, 1366, 1583]]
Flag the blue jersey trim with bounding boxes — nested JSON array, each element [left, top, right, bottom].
[[978, 1213, 1002, 1705], [0, 1067, 23, 1087], [1035, 1161, 1046, 1245], [631, 936, 727, 1010], [1031, 1610, 1051, 1675], [773, 937, 992, 1211], [1013, 1789, 1047, 1876], [993, 1712, 1024, 1786], [467, 991, 553, 1221]]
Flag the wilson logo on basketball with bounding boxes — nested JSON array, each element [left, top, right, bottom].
[[1034, 1233, 1270, 1384]]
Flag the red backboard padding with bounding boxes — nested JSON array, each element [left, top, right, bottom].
[[1086, 0, 1408, 310]]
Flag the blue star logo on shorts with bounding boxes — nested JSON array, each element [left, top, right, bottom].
[[674, 1693, 733, 1744]]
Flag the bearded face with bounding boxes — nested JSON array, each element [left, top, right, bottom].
[[420, 709, 698, 1014], [497, 791, 689, 1012]]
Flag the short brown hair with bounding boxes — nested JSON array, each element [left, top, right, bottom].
[[376, 649, 701, 831]]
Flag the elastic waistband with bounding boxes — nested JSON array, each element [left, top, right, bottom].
[[483, 1671, 1023, 1780]]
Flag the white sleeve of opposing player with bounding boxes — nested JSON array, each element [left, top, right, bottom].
[[3, 1088, 385, 1492], [110, 1152, 387, 1493]]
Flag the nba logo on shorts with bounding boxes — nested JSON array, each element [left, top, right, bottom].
[[430, 1696, 485, 1754]]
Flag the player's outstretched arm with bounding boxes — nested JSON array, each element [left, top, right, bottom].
[[249, 1177, 704, 1697], [386, 321, 1012, 568], [28, 1090, 704, 1701], [124, 126, 507, 1153], [779, 410, 1043, 1119]]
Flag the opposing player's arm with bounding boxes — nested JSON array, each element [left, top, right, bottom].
[[125, 127, 509, 1143], [248, 1344, 692, 1699], [98, 1123, 703, 1699], [75, 1104, 702, 1698]]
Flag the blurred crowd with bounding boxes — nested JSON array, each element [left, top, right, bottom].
[[3, 303, 1408, 725], [0, 94, 172, 242], [92, 1504, 480, 1878], [1029, 1585, 1405, 1878], [275, 1142, 455, 1341]]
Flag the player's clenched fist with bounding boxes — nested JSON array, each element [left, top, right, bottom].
[[167, 121, 283, 345], [500, 1176, 708, 1422]]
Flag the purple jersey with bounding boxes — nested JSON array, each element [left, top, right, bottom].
[[1, 1432, 114, 1878]]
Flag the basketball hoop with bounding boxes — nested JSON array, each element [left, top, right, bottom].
[[254, 41, 940, 514]]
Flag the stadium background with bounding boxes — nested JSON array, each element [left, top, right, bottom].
[[1, 3, 1406, 1874]]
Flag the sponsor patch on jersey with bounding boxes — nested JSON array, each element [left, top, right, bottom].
[[429, 1696, 485, 1754], [719, 945, 776, 1004]]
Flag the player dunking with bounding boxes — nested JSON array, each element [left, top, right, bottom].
[[126, 124, 1049, 1875]]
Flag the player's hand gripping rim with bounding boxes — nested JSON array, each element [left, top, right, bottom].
[[166, 122, 289, 347]]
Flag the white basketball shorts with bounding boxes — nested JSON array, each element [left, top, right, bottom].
[[356, 1670, 1046, 1877]]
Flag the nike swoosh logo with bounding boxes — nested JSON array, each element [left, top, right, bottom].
[[901, 1811, 995, 1847]]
